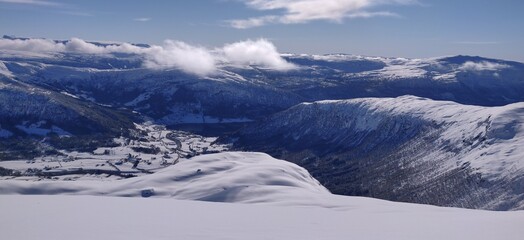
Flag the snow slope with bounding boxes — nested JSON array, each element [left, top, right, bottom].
[[0, 77, 135, 138], [230, 96, 524, 210], [1, 150, 523, 240], [0, 152, 331, 205], [1, 193, 524, 240]]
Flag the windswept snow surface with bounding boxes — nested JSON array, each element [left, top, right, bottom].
[[1, 194, 524, 240], [1, 151, 524, 240], [0, 152, 329, 204]]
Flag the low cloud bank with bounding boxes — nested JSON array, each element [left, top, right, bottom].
[[143, 40, 217, 76], [0, 37, 295, 75], [0, 37, 144, 54], [222, 39, 296, 71], [0, 38, 64, 52], [459, 61, 510, 72]]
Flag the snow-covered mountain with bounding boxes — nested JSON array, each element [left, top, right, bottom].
[[1, 37, 524, 210], [1, 37, 523, 126], [0, 152, 330, 204], [0, 75, 136, 159], [282, 54, 524, 106], [0, 60, 300, 124], [228, 96, 524, 210]]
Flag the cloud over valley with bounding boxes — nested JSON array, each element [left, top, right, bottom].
[[0, 37, 296, 76]]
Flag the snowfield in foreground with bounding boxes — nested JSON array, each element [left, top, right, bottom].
[[1, 195, 523, 240], [1, 152, 524, 239]]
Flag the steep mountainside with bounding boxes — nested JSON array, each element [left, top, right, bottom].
[[227, 96, 524, 210], [0, 75, 136, 158]]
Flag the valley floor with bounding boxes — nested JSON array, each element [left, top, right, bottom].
[[1, 194, 523, 240]]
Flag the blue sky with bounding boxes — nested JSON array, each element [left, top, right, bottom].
[[1, 0, 523, 61]]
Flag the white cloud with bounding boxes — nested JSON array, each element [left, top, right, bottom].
[[221, 39, 296, 70], [0, 0, 62, 6], [0, 38, 210, 75], [134, 17, 151, 22], [0, 0, 94, 16], [143, 40, 217, 76], [0, 37, 144, 55], [229, 16, 279, 29], [0, 37, 295, 75], [105, 42, 144, 54], [64, 38, 108, 54], [0, 38, 65, 52], [229, 0, 417, 28], [346, 11, 399, 18], [454, 41, 500, 45], [459, 61, 510, 72], [61, 11, 93, 17]]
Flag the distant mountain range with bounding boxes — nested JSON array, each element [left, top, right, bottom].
[[1, 37, 523, 210]]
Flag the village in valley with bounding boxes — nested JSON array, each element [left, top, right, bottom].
[[0, 124, 228, 181]]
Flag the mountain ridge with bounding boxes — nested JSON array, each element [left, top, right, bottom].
[[226, 96, 524, 210]]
